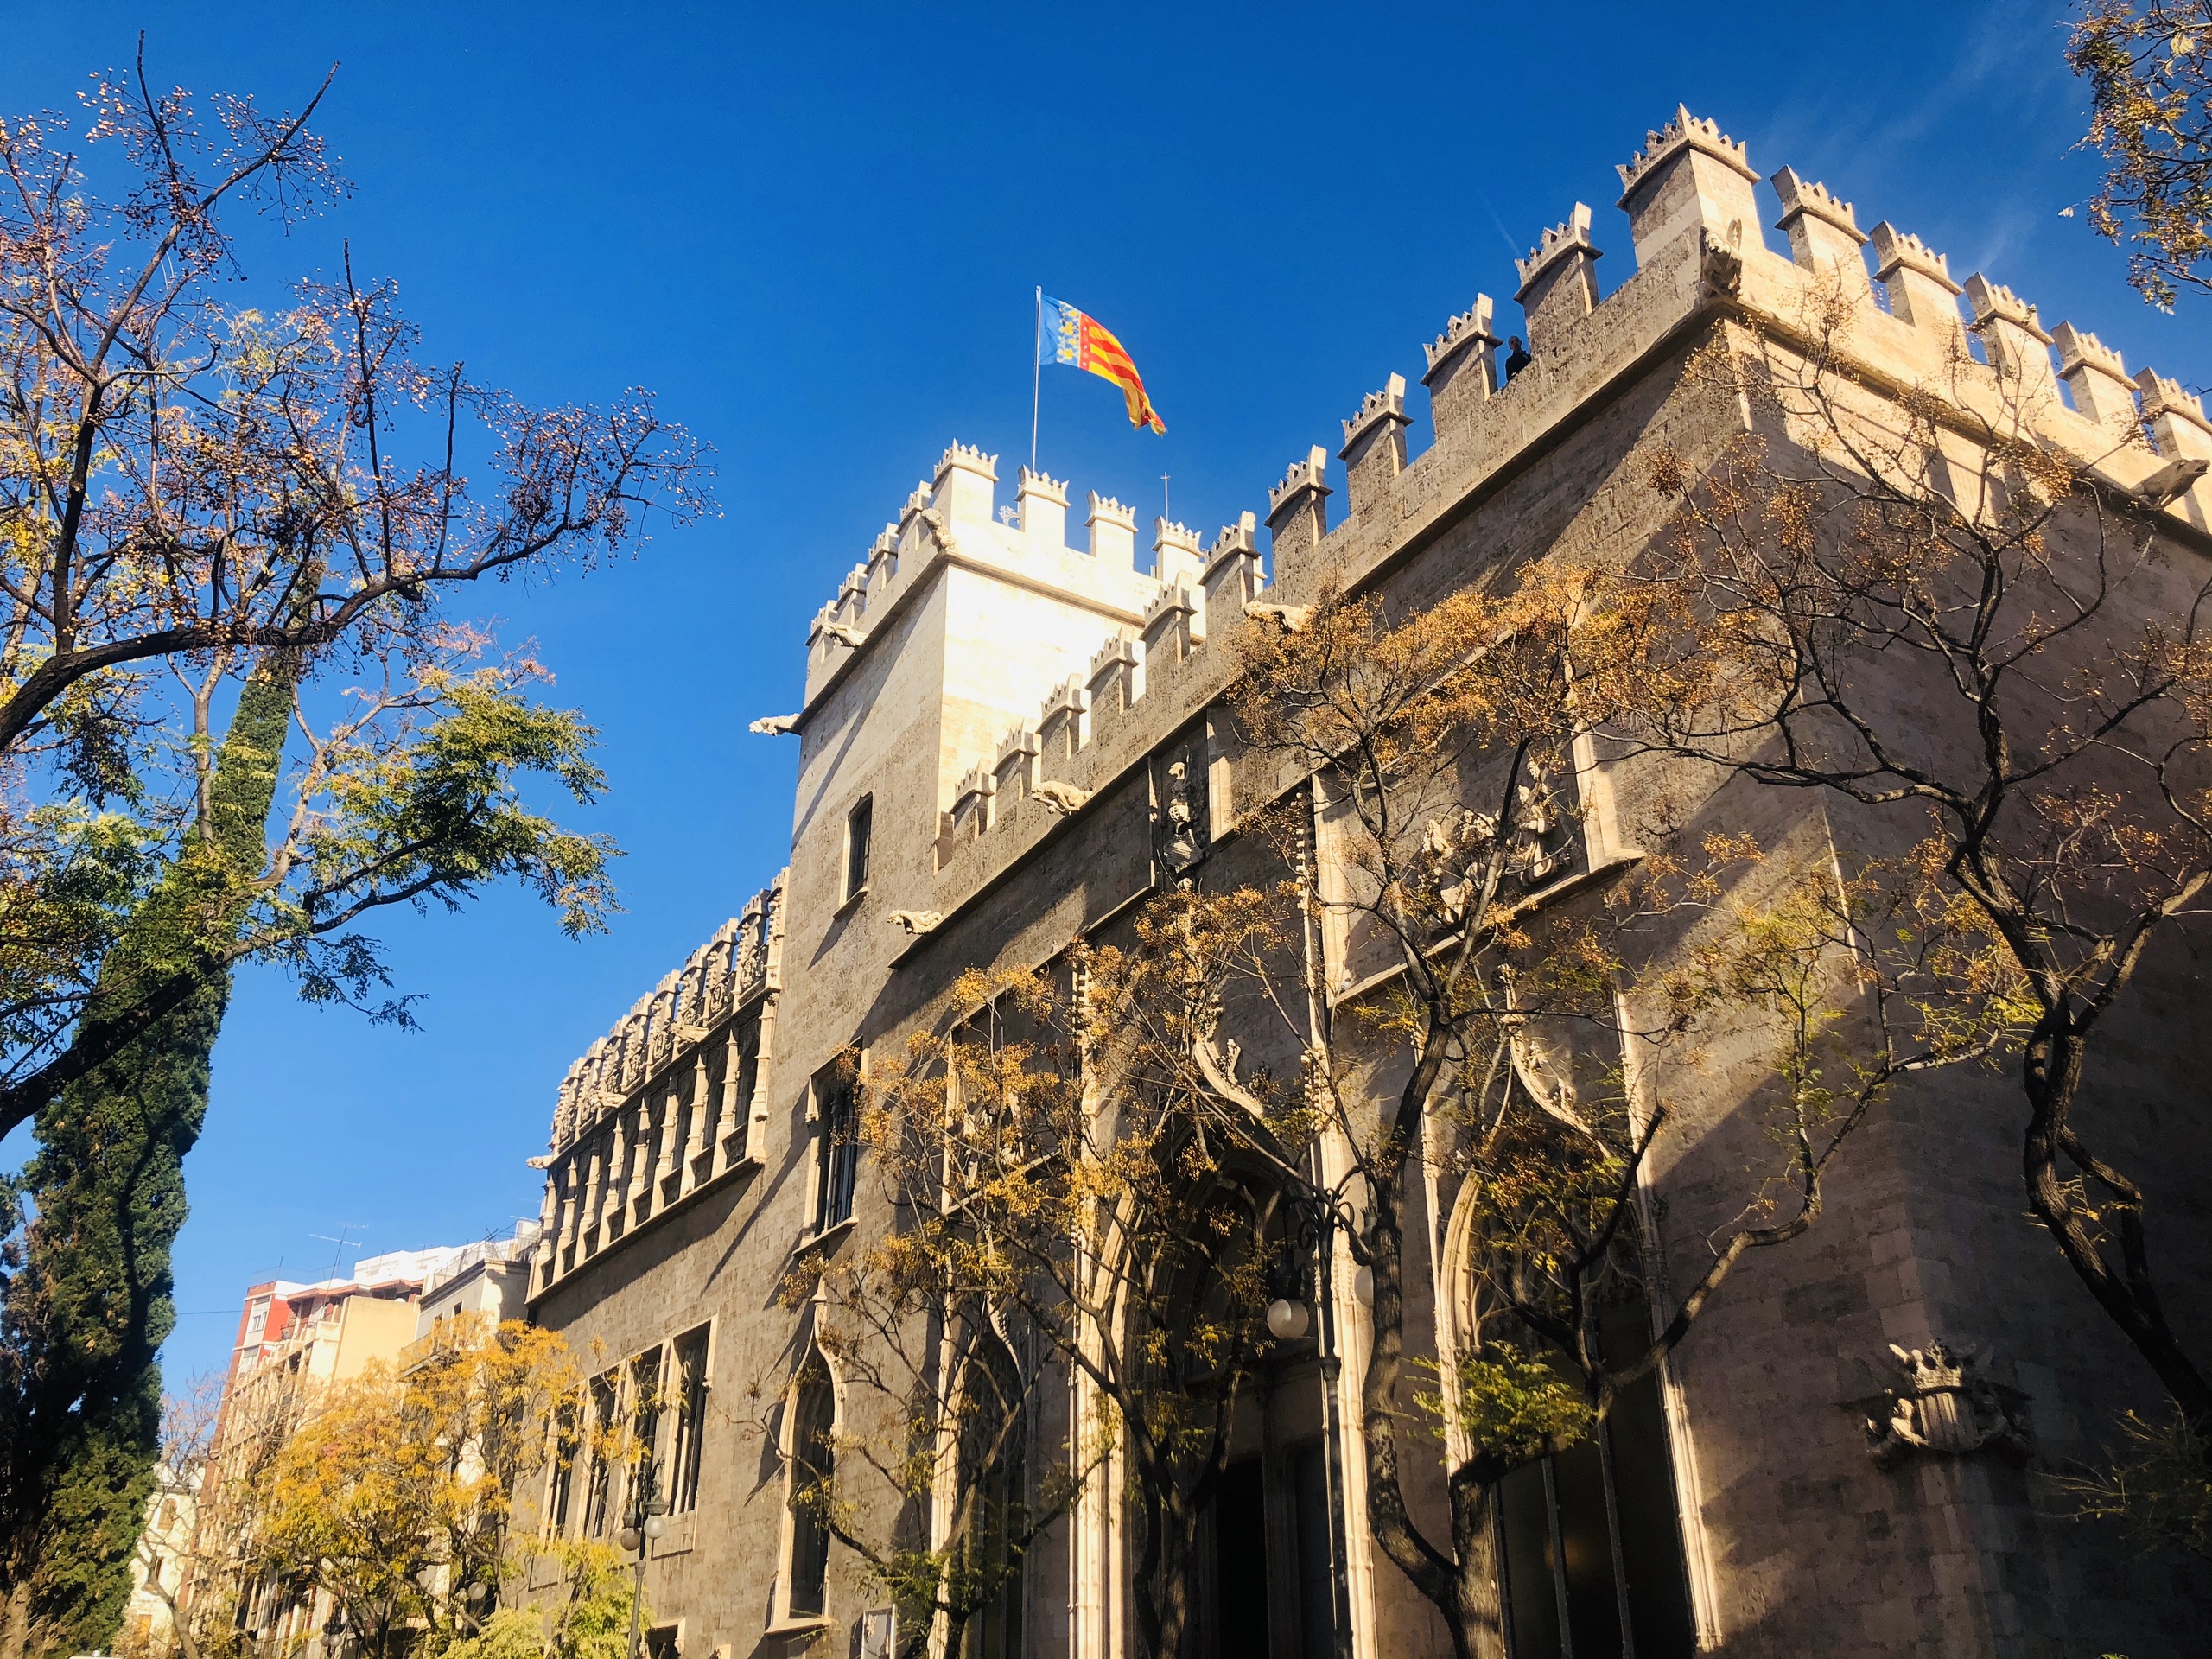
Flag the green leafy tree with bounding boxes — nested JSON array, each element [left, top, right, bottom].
[[0, 49, 709, 1139], [0, 49, 706, 1656], [1, 651, 295, 1656], [438, 1543, 642, 1659]]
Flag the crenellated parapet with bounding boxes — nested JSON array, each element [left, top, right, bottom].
[[548, 874, 785, 1157], [1515, 205, 1603, 345], [1869, 223, 1965, 340], [1770, 167, 1869, 296], [906, 98, 2212, 922], [1201, 513, 1263, 620], [1088, 493, 1139, 567], [2134, 370, 2212, 529], [1153, 518, 1205, 588], [1964, 275, 2056, 398], [1423, 296, 1500, 432], [1340, 374, 1411, 517], [1266, 445, 1332, 560], [1616, 105, 1759, 276], [2052, 324, 2139, 435]]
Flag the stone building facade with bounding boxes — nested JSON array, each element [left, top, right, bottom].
[[519, 105, 2212, 1658]]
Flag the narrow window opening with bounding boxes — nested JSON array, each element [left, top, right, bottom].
[[548, 1389, 581, 1533], [583, 1371, 619, 1536], [844, 796, 873, 905], [786, 1356, 836, 1618], [1494, 1298, 1696, 1658], [669, 1325, 710, 1515], [813, 1054, 861, 1230]]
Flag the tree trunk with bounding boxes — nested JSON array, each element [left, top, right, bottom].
[[2020, 1021, 2212, 1429], [3, 656, 296, 1658]]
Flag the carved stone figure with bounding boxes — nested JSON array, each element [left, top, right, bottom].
[[1156, 751, 1208, 874], [1866, 1340, 2033, 1468]]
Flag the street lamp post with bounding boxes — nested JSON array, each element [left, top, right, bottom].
[[617, 1461, 667, 1659]]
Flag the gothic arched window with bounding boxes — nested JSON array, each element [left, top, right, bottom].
[[785, 1353, 836, 1618]]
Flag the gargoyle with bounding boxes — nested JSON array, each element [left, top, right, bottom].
[[1245, 601, 1311, 631], [820, 621, 868, 649], [1034, 781, 1092, 816], [748, 715, 799, 735], [889, 910, 943, 936]]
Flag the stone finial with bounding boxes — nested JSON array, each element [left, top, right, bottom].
[[1087, 492, 1138, 568], [1963, 275, 2056, 396], [1018, 467, 1070, 548], [1265, 445, 1332, 561], [1515, 205, 1603, 346], [1615, 105, 1760, 275], [1868, 224, 1965, 338], [1153, 518, 1205, 588], [1202, 512, 1263, 618], [1770, 167, 1871, 294], [1339, 372, 1411, 516], [1423, 295, 1501, 432]]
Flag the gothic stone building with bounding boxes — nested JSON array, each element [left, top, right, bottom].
[[518, 106, 2212, 1659]]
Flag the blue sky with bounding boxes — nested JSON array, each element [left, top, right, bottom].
[[1, 0, 2200, 1384]]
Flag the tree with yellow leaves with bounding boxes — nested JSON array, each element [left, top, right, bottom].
[[251, 1318, 594, 1659]]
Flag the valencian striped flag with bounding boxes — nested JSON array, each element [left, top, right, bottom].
[[1039, 295, 1166, 434]]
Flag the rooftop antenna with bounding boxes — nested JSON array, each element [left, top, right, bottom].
[[308, 1227, 364, 1283]]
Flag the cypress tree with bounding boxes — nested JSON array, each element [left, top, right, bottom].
[[3, 652, 296, 1658]]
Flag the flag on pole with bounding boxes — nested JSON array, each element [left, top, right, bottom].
[[1039, 295, 1166, 434]]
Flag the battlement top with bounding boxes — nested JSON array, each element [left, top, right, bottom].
[[1616, 104, 1757, 207], [1770, 166, 1866, 245]]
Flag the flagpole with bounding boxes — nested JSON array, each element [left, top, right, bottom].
[[1030, 287, 1043, 475]]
